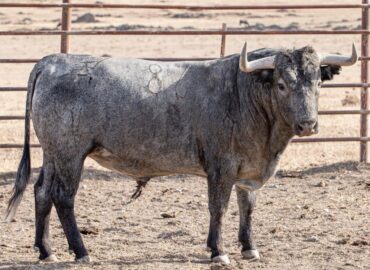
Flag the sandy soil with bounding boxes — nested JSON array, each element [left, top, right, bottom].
[[0, 0, 369, 269], [1, 162, 369, 270]]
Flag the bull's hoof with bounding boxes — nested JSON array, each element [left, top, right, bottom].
[[76, 255, 91, 263], [212, 254, 230, 265], [41, 254, 59, 263], [242, 249, 260, 261]]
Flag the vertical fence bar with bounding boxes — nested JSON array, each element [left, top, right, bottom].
[[61, 0, 71, 53], [361, 0, 369, 162], [220, 23, 227, 57]]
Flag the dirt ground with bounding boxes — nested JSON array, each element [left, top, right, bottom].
[[0, 162, 369, 270], [0, 0, 369, 269]]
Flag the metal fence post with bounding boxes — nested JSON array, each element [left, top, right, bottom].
[[220, 23, 227, 57], [360, 0, 369, 162], [61, 0, 71, 53]]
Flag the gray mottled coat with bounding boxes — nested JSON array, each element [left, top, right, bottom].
[[7, 47, 341, 263], [33, 52, 290, 187]]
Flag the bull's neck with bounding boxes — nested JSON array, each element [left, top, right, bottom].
[[236, 72, 294, 155]]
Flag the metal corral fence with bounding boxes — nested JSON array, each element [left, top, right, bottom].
[[0, 1, 369, 162]]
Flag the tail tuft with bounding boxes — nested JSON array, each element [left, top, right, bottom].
[[5, 142, 31, 222]]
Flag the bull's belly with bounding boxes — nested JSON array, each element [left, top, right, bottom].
[[89, 148, 279, 191], [88, 147, 206, 179]]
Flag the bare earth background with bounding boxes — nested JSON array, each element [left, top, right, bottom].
[[0, 0, 369, 269]]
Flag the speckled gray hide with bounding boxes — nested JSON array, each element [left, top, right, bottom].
[[32, 50, 308, 185], [8, 46, 342, 262]]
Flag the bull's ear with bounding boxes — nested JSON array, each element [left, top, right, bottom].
[[320, 65, 342, 82]]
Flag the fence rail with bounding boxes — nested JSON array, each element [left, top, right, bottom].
[[0, 0, 369, 162], [0, 3, 369, 9], [1, 30, 369, 36]]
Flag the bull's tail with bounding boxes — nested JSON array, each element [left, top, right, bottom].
[[5, 67, 40, 222]]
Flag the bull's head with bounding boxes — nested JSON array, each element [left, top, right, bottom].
[[239, 43, 357, 137]]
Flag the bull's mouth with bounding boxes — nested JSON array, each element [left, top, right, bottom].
[[294, 122, 319, 137]]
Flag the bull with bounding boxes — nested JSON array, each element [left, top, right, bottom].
[[6, 42, 357, 265]]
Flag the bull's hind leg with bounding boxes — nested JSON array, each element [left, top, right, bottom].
[[236, 187, 259, 260], [51, 155, 90, 262], [34, 159, 57, 261]]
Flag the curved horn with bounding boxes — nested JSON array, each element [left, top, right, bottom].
[[239, 42, 275, 73], [319, 43, 358, 66]]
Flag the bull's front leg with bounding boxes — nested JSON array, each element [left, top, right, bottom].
[[236, 186, 260, 260], [206, 171, 234, 265]]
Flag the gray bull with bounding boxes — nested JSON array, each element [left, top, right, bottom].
[[6, 43, 357, 265]]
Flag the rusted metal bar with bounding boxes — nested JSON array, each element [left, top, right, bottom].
[[0, 3, 369, 9], [0, 87, 27, 91], [0, 30, 369, 36], [0, 116, 26, 120], [360, 0, 369, 162], [0, 59, 39, 63], [220, 23, 227, 57], [61, 0, 71, 53], [292, 137, 370, 143], [319, 110, 370, 115], [322, 83, 370, 88]]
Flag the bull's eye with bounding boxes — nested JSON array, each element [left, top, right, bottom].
[[277, 78, 288, 94], [317, 81, 322, 88]]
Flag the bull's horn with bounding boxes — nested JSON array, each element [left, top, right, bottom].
[[319, 43, 357, 66], [239, 42, 275, 73]]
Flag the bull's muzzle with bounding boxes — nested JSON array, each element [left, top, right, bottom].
[[295, 119, 318, 137]]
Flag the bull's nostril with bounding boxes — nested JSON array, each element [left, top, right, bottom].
[[296, 119, 317, 136], [297, 124, 304, 132]]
